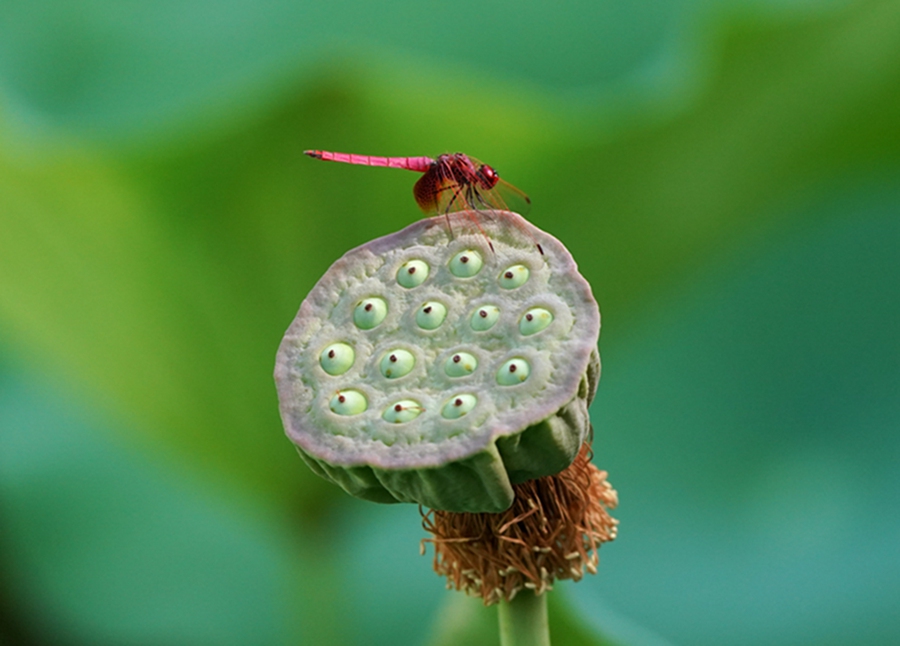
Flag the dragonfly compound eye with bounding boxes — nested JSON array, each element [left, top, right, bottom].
[[478, 164, 499, 188], [275, 211, 600, 513]]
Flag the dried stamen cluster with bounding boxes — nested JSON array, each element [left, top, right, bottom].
[[421, 444, 618, 605]]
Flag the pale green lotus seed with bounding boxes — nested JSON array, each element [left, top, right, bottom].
[[382, 400, 423, 424], [496, 358, 531, 385], [397, 260, 429, 288], [498, 264, 530, 289], [380, 349, 416, 379], [444, 351, 478, 377], [470, 305, 500, 331], [354, 297, 388, 329], [519, 307, 554, 336], [449, 249, 483, 277], [329, 389, 368, 415], [441, 394, 477, 419], [320, 342, 355, 375], [416, 301, 447, 330]]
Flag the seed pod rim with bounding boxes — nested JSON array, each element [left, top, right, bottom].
[[274, 211, 600, 473]]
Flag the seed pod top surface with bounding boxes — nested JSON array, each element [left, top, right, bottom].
[[275, 211, 600, 511]]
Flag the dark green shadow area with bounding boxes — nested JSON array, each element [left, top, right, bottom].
[[332, 500, 444, 646], [0, 366, 308, 645]]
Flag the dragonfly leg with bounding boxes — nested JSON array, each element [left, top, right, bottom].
[[441, 184, 470, 241], [442, 183, 467, 212], [462, 187, 495, 253]]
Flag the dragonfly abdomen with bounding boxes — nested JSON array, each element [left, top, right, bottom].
[[304, 150, 433, 172]]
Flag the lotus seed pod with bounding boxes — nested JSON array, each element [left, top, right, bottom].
[[275, 211, 600, 513]]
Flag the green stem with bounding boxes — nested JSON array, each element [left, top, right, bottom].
[[497, 590, 550, 646]]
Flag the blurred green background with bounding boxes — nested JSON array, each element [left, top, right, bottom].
[[1, 0, 898, 644]]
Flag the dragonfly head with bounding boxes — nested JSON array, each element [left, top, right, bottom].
[[477, 164, 500, 189]]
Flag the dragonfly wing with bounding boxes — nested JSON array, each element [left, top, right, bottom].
[[462, 155, 531, 217], [413, 171, 442, 213], [413, 154, 531, 217], [413, 167, 470, 214], [490, 178, 531, 217]]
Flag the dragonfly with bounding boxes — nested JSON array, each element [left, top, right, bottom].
[[304, 150, 540, 253]]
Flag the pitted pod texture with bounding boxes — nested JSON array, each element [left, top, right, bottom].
[[275, 211, 600, 512]]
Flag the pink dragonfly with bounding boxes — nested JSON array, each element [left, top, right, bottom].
[[304, 150, 539, 253]]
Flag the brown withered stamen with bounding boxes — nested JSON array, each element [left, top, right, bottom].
[[421, 443, 618, 605]]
